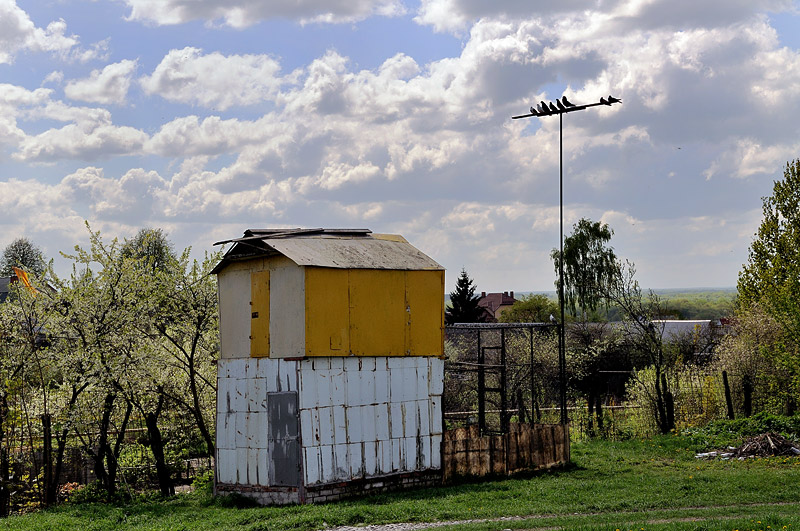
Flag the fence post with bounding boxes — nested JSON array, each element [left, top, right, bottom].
[[743, 375, 752, 417], [722, 370, 735, 420]]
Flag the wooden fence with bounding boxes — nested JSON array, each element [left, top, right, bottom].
[[441, 422, 569, 482]]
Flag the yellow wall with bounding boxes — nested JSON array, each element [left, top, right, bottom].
[[304, 267, 443, 357], [304, 268, 349, 356], [250, 269, 270, 357]]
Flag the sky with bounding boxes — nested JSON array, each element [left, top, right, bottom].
[[2, 0, 800, 293]]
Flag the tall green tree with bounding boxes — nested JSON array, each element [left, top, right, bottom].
[[445, 268, 485, 324], [1, 238, 46, 277], [500, 294, 558, 323], [121, 228, 177, 273], [148, 249, 219, 456], [53, 227, 145, 498], [737, 158, 800, 412], [551, 218, 619, 318], [738, 159, 800, 309]]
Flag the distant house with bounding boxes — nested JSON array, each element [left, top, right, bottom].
[[0, 272, 54, 303], [0, 276, 10, 303], [477, 291, 517, 322]]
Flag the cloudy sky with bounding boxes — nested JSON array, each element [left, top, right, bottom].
[[2, 0, 799, 292]]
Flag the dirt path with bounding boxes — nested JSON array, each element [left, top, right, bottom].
[[329, 501, 800, 531]]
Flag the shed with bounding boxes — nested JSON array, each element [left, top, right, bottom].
[[213, 228, 445, 504]]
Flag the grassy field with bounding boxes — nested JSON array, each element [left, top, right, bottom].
[[3, 434, 799, 531]]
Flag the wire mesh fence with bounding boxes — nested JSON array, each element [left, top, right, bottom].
[[444, 323, 562, 434], [443, 322, 773, 442]]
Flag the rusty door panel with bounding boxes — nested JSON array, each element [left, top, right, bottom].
[[267, 391, 300, 487]]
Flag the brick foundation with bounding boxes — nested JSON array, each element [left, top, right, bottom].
[[216, 469, 442, 505]]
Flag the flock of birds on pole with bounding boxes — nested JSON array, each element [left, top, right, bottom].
[[525, 95, 621, 117]]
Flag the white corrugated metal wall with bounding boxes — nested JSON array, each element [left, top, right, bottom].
[[298, 356, 443, 486], [216, 356, 444, 488]]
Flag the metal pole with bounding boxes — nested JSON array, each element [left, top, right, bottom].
[[558, 111, 568, 425], [477, 330, 485, 435], [511, 95, 621, 427]]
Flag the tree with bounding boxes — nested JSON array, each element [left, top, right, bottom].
[[445, 268, 485, 324], [738, 159, 800, 308], [714, 304, 783, 417], [0, 238, 46, 277], [121, 228, 177, 273], [737, 159, 800, 412], [596, 261, 676, 434], [53, 228, 144, 498], [500, 294, 558, 323], [148, 249, 219, 457], [551, 218, 619, 319]]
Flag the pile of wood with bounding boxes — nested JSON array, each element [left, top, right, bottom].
[[695, 432, 800, 460], [731, 432, 800, 458]]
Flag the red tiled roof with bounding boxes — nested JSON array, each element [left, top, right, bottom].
[[477, 291, 516, 317]]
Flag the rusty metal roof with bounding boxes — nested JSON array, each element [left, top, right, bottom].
[[212, 228, 442, 273]]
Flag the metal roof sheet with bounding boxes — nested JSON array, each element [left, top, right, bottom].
[[263, 237, 441, 270], [213, 229, 442, 272]]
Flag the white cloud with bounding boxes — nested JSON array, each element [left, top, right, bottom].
[[14, 121, 148, 162], [140, 47, 290, 110], [0, 177, 84, 237], [122, 0, 405, 27], [42, 71, 64, 85], [147, 115, 257, 157], [298, 161, 381, 191], [0, 1, 79, 63], [415, 0, 793, 35], [0, 84, 53, 148], [65, 60, 138, 105], [68, 38, 110, 63], [62, 166, 167, 219]]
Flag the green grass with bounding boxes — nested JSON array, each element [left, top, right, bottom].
[[3, 435, 800, 530]]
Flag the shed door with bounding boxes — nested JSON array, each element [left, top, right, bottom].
[[267, 391, 300, 487]]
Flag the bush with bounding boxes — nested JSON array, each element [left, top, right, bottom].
[[67, 481, 112, 504], [683, 412, 800, 449], [192, 471, 214, 499]]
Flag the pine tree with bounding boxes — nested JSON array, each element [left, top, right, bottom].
[[446, 268, 485, 324]]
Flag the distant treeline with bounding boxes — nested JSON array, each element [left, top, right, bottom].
[[458, 288, 736, 321], [649, 288, 736, 320]]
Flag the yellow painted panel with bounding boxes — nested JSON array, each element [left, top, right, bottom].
[[305, 268, 350, 356], [349, 269, 406, 356], [406, 270, 445, 357], [250, 270, 270, 357]]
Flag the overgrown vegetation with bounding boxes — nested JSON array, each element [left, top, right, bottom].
[[0, 225, 219, 513]]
